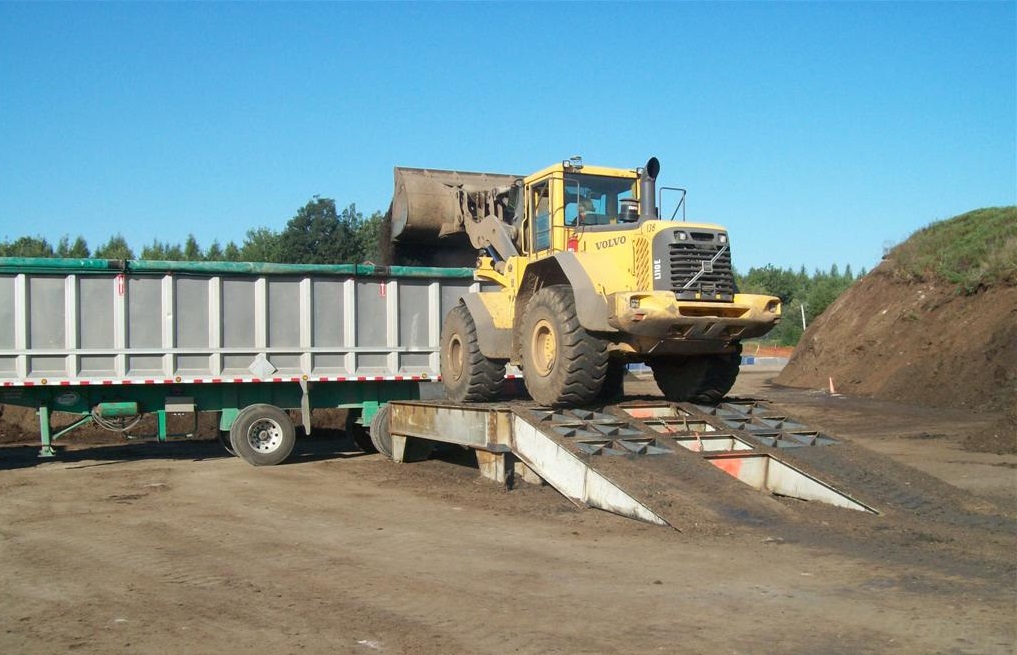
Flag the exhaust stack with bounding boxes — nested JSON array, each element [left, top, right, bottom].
[[639, 157, 660, 221]]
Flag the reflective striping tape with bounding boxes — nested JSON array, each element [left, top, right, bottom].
[[1, 373, 453, 387]]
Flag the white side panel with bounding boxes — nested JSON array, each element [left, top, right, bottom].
[[0, 268, 479, 384]]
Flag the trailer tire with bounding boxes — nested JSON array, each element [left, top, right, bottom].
[[440, 304, 506, 402], [520, 285, 607, 407], [369, 404, 393, 459], [230, 404, 296, 466], [345, 410, 377, 453], [217, 429, 237, 457]]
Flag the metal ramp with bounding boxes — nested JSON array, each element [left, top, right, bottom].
[[387, 400, 875, 527]]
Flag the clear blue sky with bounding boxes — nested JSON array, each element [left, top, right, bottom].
[[1, 1, 1014, 274]]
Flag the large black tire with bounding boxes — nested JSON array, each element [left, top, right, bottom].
[[440, 304, 506, 403], [345, 410, 377, 453], [650, 344, 742, 404], [520, 285, 608, 407], [217, 429, 237, 457], [369, 404, 393, 459], [696, 344, 743, 404], [595, 359, 627, 404], [649, 357, 710, 402], [229, 404, 296, 466]]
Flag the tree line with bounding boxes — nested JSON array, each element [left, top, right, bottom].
[[0, 197, 384, 265], [736, 264, 865, 345]]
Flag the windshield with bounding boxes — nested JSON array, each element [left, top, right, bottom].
[[564, 173, 637, 226]]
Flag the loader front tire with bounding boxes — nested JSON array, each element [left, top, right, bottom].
[[440, 304, 506, 403], [520, 285, 608, 407]]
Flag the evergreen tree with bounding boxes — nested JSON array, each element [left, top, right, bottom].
[[93, 234, 134, 260]]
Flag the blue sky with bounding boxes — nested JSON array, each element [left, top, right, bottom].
[[1, 1, 1014, 274]]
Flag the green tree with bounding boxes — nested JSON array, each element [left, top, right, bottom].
[[205, 241, 224, 261], [94, 234, 134, 260], [56, 235, 90, 258], [738, 265, 801, 305], [223, 241, 241, 261], [805, 276, 846, 322], [141, 239, 184, 260], [1, 236, 54, 257], [355, 211, 385, 263], [277, 197, 363, 264], [241, 227, 282, 262], [183, 234, 202, 261]]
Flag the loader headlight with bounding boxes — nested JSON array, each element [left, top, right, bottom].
[[676, 231, 688, 241], [718, 233, 728, 244]]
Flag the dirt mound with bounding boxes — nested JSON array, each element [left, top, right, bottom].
[[777, 265, 1016, 451]]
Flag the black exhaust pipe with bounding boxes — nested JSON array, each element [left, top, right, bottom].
[[639, 157, 660, 221]]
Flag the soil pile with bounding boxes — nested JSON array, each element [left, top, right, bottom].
[[777, 208, 1016, 451]]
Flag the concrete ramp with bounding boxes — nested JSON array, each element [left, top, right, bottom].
[[387, 400, 875, 527]]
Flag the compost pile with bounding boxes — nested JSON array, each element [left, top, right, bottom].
[[777, 207, 1017, 451]]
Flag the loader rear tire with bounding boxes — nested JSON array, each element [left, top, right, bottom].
[[595, 359, 627, 404], [695, 344, 743, 404], [649, 357, 709, 403], [650, 345, 742, 405], [520, 285, 608, 407], [440, 304, 506, 403]]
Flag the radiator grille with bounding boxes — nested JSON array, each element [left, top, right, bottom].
[[668, 240, 735, 301]]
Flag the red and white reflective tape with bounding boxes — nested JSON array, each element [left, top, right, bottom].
[[2, 374, 520, 388]]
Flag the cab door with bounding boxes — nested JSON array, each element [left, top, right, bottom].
[[525, 174, 567, 257]]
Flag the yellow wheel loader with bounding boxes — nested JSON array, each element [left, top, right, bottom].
[[390, 157, 781, 407]]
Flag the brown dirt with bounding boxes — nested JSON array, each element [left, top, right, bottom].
[[777, 267, 1017, 453], [1, 370, 1014, 654]]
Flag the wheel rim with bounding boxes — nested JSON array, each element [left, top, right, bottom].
[[530, 318, 557, 377], [246, 418, 284, 453], [448, 333, 464, 380]]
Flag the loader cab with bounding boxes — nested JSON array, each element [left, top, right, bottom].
[[521, 161, 642, 257], [563, 174, 639, 227]]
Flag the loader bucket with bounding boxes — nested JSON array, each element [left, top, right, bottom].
[[391, 167, 520, 242]]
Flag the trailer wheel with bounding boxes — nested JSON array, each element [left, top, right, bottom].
[[345, 410, 377, 453], [217, 430, 237, 457], [369, 404, 393, 459], [230, 404, 296, 466], [520, 285, 607, 407], [440, 304, 506, 402]]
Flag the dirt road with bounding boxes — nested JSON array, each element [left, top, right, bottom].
[[1, 370, 1014, 654]]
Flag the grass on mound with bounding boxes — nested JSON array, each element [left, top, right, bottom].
[[889, 206, 1017, 293]]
